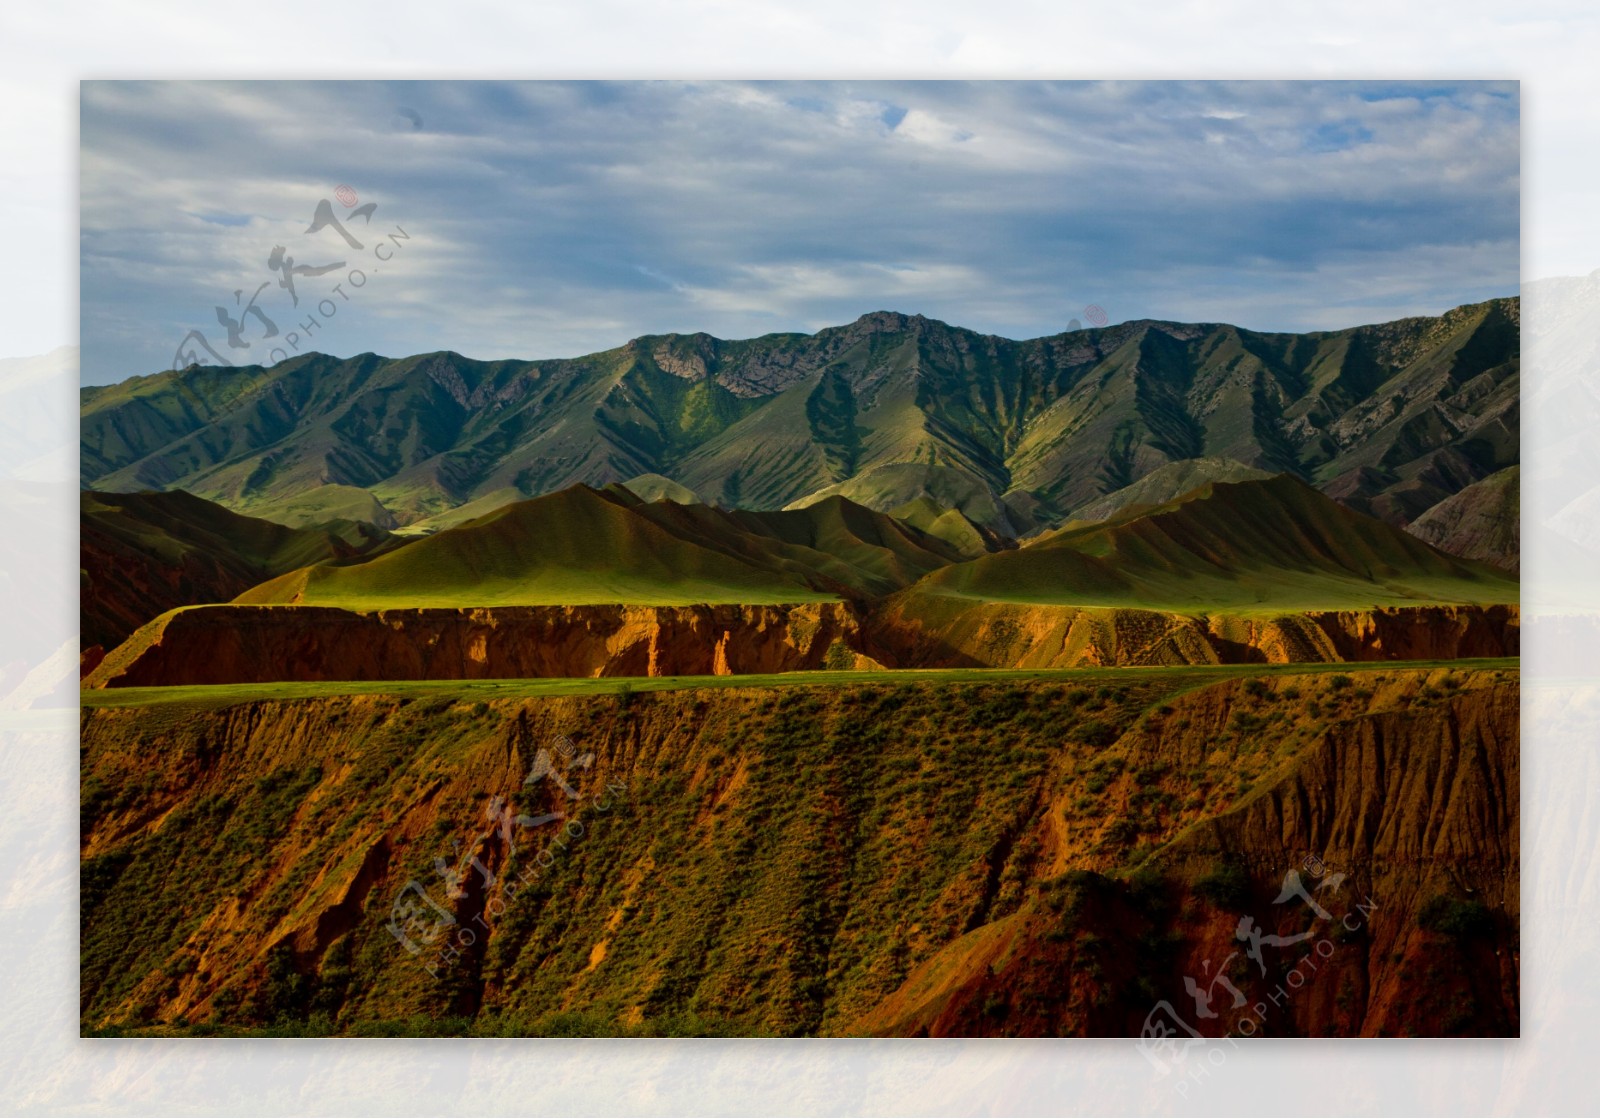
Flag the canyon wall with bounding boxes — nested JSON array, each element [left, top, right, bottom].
[[83, 602, 865, 688], [85, 600, 1519, 687]]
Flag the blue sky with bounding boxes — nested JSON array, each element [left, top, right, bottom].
[[78, 80, 1519, 385]]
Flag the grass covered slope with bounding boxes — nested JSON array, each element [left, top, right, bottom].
[[80, 489, 398, 649], [239, 485, 975, 610], [1406, 465, 1520, 574], [1064, 456, 1273, 525], [909, 475, 1518, 611], [240, 486, 834, 608]]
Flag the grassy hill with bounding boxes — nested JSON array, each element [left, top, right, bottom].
[[905, 475, 1518, 612], [120, 471, 1517, 622], [80, 490, 399, 649], [240, 486, 829, 608], [82, 301, 1519, 535], [1064, 456, 1272, 525], [235, 486, 973, 609]]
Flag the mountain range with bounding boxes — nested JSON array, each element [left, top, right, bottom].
[[77, 300, 1524, 1040], [80, 299, 1519, 541]]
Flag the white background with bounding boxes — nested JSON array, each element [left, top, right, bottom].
[[2, 2, 1596, 1114]]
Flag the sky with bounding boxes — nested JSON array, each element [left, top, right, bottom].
[[78, 79, 1519, 385]]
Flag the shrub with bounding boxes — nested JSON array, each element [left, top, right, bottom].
[[1072, 719, 1118, 748], [1195, 861, 1251, 910], [1101, 815, 1139, 847], [1417, 895, 1494, 942]]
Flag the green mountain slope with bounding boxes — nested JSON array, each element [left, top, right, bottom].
[[82, 300, 1519, 534], [1405, 465, 1520, 574], [1064, 456, 1272, 525], [237, 486, 968, 609], [80, 489, 398, 649], [785, 462, 1029, 536], [903, 475, 1517, 612]]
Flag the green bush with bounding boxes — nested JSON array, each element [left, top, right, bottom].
[[1195, 861, 1251, 910], [1072, 719, 1118, 747], [1417, 895, 1494, 942]]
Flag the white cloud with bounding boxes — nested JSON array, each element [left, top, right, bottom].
[[78, 79, 1519, 382]]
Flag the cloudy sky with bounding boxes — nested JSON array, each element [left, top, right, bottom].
[[79, 80, 1519, 385]]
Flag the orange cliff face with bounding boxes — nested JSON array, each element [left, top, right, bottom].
[[82, 600, 1520, 688], [82, 602, 865, 688], [862, 600, 1520, 670]]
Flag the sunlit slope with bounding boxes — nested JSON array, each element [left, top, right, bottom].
[[623, 493, 970, 597], [240, 485, 835, 608], [239, 482, 983, 609], [1064, 457, 1272, 526], [905, 475, 1518, 611]]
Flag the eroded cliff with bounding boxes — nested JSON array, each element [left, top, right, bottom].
[[83, 602, 868, 688], [80, 663, 1517, 1037], [84, 600, 1518, 688]]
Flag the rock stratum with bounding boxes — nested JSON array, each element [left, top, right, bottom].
[[83, 603, 866, 687], [80, 665, 1518, 1036], [81, 600, 1519, 688]]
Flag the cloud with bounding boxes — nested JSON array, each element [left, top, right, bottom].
[[79, 79, 1519, 383]]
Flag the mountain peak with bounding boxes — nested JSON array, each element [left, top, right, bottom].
[[841, 310, 949, 337]]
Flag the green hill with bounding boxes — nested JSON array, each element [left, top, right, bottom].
[[620, 473, 703, 505], [239, 486, 833, 608], [1064, 456, 1272, 526], [80, 490, 399, 648], [905, 475, 1518, 612], [784, 462, 1029, 537], [1405, 465, 1520, 574], [235, 486, 972, 609]]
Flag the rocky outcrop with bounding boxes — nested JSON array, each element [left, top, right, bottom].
[[84, 602, 861, 688], [84, 598, 1519, 688]]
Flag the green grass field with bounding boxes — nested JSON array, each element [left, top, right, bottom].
[[80, 657, 1520, 711]]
